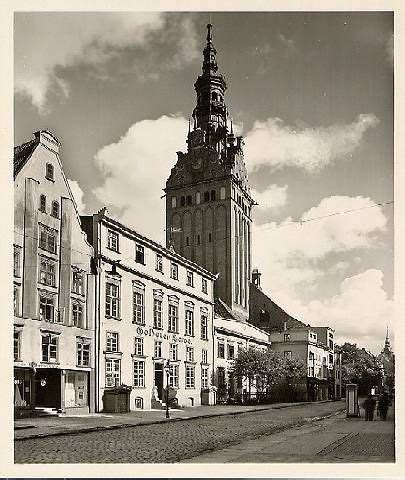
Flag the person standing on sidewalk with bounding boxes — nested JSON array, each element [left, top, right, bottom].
[[362, 394, 376, 421], [377, 391, 390, 420]]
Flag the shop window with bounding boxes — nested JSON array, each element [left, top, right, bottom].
[[39, 258, 56, 286], [134, 337, 144, 356], [51, 201, 59, 218], [186, 270, 194, 287], [218, 341, 225, 359], [185, 365, 195, 388], [155, 254, 163, 273], [201, 314, 208, 340], [202, 278, 207, 294], [41, 334, 58, 363], [14, 246, 21, 277], [169, 343, 178, 361], [77, 338, 91, 366], [106, 332, 119, 353], [39, 194, 47, 213], [105, 282, 120, 318], [72, 269, 85, 295], [170, 262, 178, 280], [107, 230, 119, 252], [171, 196, 177, 208], [133, 288, 145, 325], [185, 309, 194, 336], [186, 346, 194, 362], [14, 330, 21, 361], [202, 348, 208, 364], [169, 364, 179, 388], [45, 163, 54, 181], [72, 301, 84, 328], [39, 294, 55, 322], [105, 358, 120, 387], [153, 298, 163, 329], [201, 366, 209, 389], [154, 340, 162, 359], [39, 224, 57, 254], [168, 304, 178, 333], [133, 360, 145, 387]]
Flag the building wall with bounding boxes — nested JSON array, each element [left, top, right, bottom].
[[89, 215, 215, 411], [14, 131, 95, 412]]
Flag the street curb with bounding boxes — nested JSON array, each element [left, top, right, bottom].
[[15, 400, 342, 441]]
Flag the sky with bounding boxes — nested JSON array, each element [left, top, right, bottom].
[[14, 11, 394, 354]]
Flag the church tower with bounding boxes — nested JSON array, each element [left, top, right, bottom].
[[165, 24, 255, 320]]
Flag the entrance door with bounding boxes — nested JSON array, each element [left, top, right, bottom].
[[35, 369, 61, 408], [154, 363, 163, 400]]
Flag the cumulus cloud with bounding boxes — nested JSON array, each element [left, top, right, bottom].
[[251, 184, 288, 211], [93, 115, 187, 242], [252, 195, 390, 351], [14, 13, 198, 111], [68, 179, 86, 214], [290, 269, 393, 354], [244, 114, 379, 173]]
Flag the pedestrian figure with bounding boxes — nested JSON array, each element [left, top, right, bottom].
[[363, 394, 376, 421], [377, 391, 390, 421]]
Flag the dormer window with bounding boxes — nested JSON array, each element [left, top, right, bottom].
[[45, 163, 54, 181], [39, 194, 46, 213], [51, 200, 59, 218]]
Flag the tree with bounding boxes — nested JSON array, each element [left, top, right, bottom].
[[339, 342, 383, 395]]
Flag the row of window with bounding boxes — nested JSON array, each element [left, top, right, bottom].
[[106, 231, 208, 292], [39, 195, 60, 218], [105, 282, 210, 340], [14, 330, 90, 366], [13, 286, 86, 328], [106, 332, 209, 363], [105, 358, 209, 390], [217, 340, 237, 360], [171, 187, 226, 209]]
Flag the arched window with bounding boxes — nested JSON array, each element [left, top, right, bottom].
[[220, 186, 226, 200], [51, 200, 59, 218], [45, 163, 54, 181], [39, 194, 46, 212]]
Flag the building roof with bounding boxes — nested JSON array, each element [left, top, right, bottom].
[[249, 282, 306, 332], [13, 139, 37, 178]]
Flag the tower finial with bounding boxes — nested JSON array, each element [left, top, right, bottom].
[[207, 23, 213, 44]]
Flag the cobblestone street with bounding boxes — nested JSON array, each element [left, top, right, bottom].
[[15, 401, 344, 463]]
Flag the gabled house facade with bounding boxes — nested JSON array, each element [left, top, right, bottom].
[[14, 130, 96, 415]]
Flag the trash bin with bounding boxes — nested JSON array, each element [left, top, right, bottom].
[[103, 385, 132, 413]]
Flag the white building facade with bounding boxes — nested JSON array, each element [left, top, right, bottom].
[[14, 130, 96, 415], [81, 211, 216, 411]]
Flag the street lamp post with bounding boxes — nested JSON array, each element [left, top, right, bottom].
[[164, 360, 170, 419]]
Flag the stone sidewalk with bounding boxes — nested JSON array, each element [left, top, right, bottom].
[[180, 402, 395, 463], [14, 399, 337, 440]]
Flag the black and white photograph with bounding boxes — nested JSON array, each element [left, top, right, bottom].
[[8, 5, 399, 471]]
